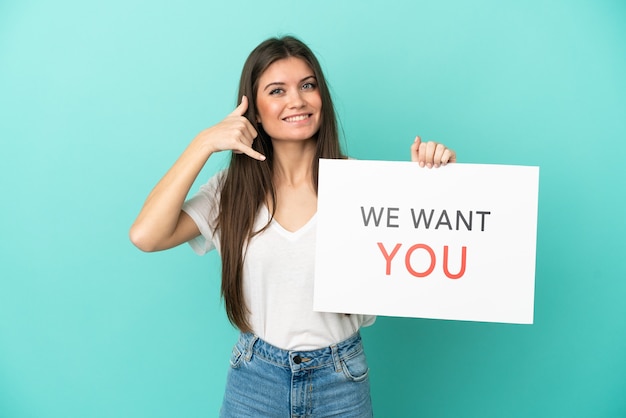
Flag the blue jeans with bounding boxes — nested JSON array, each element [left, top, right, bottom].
[[220, 332, 373, 417]]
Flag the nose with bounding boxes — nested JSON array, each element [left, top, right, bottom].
[[287, 89, 306, 108]]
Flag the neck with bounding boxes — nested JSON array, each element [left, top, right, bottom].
[[272, 139, 317, 186]]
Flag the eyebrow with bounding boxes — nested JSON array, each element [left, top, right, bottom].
[[263, 75, 316, 92]]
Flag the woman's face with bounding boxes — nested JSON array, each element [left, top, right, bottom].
[[255, 57, 322, 143]]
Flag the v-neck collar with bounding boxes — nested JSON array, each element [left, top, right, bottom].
[[260, 205, 317, 240]]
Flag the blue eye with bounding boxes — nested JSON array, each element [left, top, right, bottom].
[[269, 88, 284, 95], [302, 82, 317, 90]]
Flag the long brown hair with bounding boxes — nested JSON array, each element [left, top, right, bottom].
[[216, 36, 345, 331]]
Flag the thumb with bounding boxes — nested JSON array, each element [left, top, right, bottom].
[[230, 95, 249, 117], [410, 135, 422, 162]]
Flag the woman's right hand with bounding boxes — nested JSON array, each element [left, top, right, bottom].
[[197, 96, 266, 161], [129, 96, 265, 252]]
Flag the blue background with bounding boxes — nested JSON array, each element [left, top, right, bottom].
[[1, 1, 625, 417]]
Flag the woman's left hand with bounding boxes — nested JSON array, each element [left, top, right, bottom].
[[410, 136, 457, 168]]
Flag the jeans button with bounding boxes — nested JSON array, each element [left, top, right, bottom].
[[293, 355, 302, 364]]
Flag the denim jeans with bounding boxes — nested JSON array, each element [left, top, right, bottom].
[[220, 332, 373, 417]]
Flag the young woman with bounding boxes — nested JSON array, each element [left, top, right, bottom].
[[130, 36, 456, 417]]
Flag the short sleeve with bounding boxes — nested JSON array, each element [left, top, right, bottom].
[[181, 171, 225, 255], [361, 315, 376, 328]]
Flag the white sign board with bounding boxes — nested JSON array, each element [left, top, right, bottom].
[[314, 160, 539, 324]]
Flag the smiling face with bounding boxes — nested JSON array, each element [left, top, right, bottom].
[[255, 57, 322, 143]]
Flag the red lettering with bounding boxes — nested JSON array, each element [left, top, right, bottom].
[[404, 244, 436, 277], [443, 245, 467, 279], [377, 242, 402, 275]]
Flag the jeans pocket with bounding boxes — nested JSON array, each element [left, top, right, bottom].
[[341, 349, 370, 382], [229, 344, 243, 369]]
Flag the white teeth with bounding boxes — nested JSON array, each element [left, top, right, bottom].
[[284, 115, 309, 122]]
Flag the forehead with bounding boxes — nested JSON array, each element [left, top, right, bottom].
[[258, 57, 314, 84]]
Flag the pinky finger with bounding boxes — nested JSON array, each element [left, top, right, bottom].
[[441, 149, 457, 165], [239, 144, 266, 161]]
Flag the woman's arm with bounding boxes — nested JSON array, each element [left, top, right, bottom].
[[129, 96, 264, 252]]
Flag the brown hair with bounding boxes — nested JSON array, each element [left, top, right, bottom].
[[216, 36, 345, 331]]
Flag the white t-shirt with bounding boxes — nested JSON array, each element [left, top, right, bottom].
[[182, 172, 375, 350]]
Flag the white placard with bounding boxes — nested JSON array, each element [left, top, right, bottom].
[[314, 160, 539, 324]]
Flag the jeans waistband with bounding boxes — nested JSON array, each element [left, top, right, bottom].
[[236, 332, 363, 372]]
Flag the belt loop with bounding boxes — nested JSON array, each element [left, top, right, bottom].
[[245, 334, 258, 361], [331, 344, 342, 372]]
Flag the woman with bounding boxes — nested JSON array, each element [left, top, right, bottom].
[[130, 36, 456, 417]]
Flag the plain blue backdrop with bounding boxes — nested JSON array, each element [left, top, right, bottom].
[[1, 1, 625, 417]]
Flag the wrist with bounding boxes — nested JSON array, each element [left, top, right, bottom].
[[191, 128, 218, 158]]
